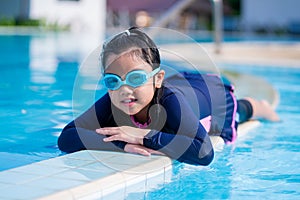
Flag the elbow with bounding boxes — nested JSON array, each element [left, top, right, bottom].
[[197, 148, 214, 166], [57, 133, 71, 153], [196, 138, 215, 166], [57, 129, 81, 153], [178, 144, 214, 166], [192, 137, 215, 166]]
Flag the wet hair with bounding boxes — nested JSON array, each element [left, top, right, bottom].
[[100, 27, 160, 71]]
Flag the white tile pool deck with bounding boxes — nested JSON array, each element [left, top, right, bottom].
[[0, 42, 287, 199], [0, 151, 173, 199]]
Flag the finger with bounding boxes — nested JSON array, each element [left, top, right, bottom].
[[103, 135, 120, 142], [96, 128, 120, 136], [149, 150, 165, 155], [134, 147, 151, 156], [97, 127, 120, 131]]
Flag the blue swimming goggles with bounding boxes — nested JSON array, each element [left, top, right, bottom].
[[103, 68, 161, 91]]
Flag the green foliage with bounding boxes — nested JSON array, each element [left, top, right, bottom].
[[0, 17, 16, 26], [0, 17, 70, 31], [15, 19, 41, 26]]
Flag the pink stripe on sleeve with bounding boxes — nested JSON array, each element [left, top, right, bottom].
[[226, 91, 238, 144]]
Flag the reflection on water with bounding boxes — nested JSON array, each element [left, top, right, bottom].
[[0, 34, 101, 171], [127, 65, 300, 200]]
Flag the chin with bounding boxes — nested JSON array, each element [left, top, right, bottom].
[[120, 108, 140, 116]]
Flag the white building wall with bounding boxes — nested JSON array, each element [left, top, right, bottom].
[[29, 0, 106, 59], [241, 0, 300, 30], [30, 0, 105, 37]]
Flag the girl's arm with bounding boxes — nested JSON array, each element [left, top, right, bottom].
[[143, 93, 214, 166], [96, 92, 214, 165], [143, 128, 213, 166], [57, 94, 126, 153]]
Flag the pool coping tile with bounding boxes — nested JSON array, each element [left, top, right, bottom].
[[0, 150, 173, 200]]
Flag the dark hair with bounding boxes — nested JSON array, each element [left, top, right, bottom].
[[100, 27, 160, 71]]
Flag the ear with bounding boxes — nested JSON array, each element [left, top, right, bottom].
[[154, 70, 165, 88]]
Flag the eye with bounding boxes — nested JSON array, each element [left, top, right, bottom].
[[105, 77, 119, 87], [128, 73, 145, 84]]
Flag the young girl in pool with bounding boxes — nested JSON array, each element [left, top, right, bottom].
[[58, 27, 279, 166]]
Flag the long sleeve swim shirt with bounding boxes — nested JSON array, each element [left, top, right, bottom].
[[58, 72, 234, 166]]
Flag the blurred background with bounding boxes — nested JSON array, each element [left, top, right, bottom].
[[1, 0, 300, 42]]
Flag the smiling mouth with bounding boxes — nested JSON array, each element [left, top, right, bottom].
[[121, 99, 137, 104]]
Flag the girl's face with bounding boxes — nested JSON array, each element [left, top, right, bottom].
[[105, 52, 164, 121]]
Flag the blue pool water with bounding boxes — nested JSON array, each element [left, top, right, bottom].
[[127, 65, 300, 199], [1, 34, 300, 199], [129, 65, 300, 199], [0, 34, 81, 170]]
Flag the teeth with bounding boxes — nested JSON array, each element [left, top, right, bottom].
[[123, 99, 135, 103]]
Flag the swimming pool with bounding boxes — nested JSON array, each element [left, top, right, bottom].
[[0, 34, 81, 170], [126, 64, 300, 199], [1, 34, 300, 199]]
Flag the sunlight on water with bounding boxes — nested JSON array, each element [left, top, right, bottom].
[[0, 35, 82, 170], [126, 65, 300, 199]]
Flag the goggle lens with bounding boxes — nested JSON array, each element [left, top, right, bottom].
[[127, 73, 146, 86], [104, 77, 120, 90]]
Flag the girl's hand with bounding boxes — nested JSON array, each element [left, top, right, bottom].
[[124, 144, 165, 156], [96, 126, 150, 145]]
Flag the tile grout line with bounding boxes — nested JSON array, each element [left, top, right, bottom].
[[36, 154, 172, 200]]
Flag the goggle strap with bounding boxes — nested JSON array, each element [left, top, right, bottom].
[[147, 67, 161, 79]]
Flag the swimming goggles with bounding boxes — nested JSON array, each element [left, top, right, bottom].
[[102, 68, 161, 91]]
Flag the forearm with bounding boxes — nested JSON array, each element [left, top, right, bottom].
[[58, 127, 126, 153], [143, 130, 214, 166]]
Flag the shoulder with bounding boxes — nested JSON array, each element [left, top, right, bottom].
[[95, 93, 111, 106], [164, 71, 233, 91], [160, 72, 210, 101], [159, 86, 187, 110], [93, 93, 113, 118]]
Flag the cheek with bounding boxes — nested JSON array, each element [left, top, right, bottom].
[[108, 91, 119, 104], [136, 84, 155, 102]]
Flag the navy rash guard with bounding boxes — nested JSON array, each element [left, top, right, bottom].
[[58, 72, 236, 166]]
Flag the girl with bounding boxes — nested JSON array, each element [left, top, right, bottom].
[[58, 27, 279, 166]]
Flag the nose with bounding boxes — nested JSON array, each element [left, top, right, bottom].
[[119, 85, 134, 96]]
